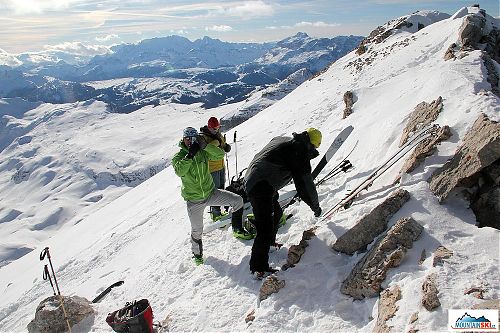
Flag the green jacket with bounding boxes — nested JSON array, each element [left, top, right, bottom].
[[172, 140, 225, 201]]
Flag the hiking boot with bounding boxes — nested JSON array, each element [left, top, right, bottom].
[[252, 268, 279, 280], [193, 254, 204, 265], [211, 211, 228, 222], [278, 213, 287, 228], [233, 228, 256, 240]]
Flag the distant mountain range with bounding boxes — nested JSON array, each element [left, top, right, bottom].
[[0, 33, 363, 112]]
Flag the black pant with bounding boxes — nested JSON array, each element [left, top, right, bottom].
[[248, 181, 283, 272]]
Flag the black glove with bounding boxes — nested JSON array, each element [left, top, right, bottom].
[[224, 143, 231, 152], [313, 206, 322, 217], [186, 142, 201, 158], [196, 135, 208, 149]]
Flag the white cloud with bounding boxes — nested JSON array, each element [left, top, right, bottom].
[[44, 41, 111, 56], [1, 0, 76, 15], [266, 21, 340, 30], [225, 1, 274, 19], [170, 29, 189, 35], [295, 21, 340, 28], [205, 25, 233, 32], [95, 34, 119, 43]]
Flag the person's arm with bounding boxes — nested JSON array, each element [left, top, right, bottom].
[[172, 149, 193, 177], [204, 143, 225, 161]]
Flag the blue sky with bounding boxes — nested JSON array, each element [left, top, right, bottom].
[[0, 0, 498, 54]]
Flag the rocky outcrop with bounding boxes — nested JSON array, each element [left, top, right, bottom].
[[421, 273, 441, 311], [343, 91, 354, 119], [472, 299, 500, 310], [340, 217, 423, 300], [443, 43, 457, 61], [259, 275, 286, 302], [459, 14, 486, 48], [395, 125, 452, 183], [432, 246, 453, 267], [332, 189, 410, 255], [27, 295, 95, 333], [428, 114, 499, 229], [470, 162, 500, 229], [282, 228, 316, 270], [374, 285, 402, 333], [400, 97, 443, 147]]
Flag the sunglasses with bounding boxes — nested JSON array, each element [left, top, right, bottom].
[[184, 136, 197, 145]]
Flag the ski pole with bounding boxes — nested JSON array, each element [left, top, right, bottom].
[[40, 247, 72, 333], [224, 134, 230, 182], [233, 131, 238, 176], [43, 265, 56, 295]]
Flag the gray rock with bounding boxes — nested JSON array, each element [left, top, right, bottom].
[[472, 299, 500, 310], [343, 91, 354, 119], [399, 97, 443, 147], [432, 246, 453, 267], [421, 273, 440, 311], [27, 295, 95, 333], [428, 113, 500, 202], [459, 14, 486, 48], [340, 217, 423, 300], [471, 185, 500, 229], [395, 125, 452, 183], [282, 228, 316, 270], [443, 43, 457, 61], [259, 275, 285, 302], [374, 285, 402, 333], [332, 189, 410, 255]]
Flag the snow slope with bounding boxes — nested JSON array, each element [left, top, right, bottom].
[[0, 7, 499, 333], [0, 98, 229, 268]]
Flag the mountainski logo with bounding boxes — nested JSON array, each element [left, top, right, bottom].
[[449, 309, 498, 332]]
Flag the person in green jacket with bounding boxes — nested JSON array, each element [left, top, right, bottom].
[[172, 127, 245, 265]]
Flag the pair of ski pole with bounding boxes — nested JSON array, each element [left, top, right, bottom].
[[40, 247, 72, 333], [225, 131, 239, 182]]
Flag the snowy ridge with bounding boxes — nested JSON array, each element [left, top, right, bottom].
[[0, 7, 499, 332]]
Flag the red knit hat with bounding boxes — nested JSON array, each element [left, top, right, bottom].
[[208, 117, 220, 129]]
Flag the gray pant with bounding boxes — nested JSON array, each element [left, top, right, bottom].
[[210, 168, 226, 215], [187, 188, 243, 256]]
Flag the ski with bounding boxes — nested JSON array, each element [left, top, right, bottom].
[[311, 126, 353, 179], [321, 124, 439, 220], [92, 280, 124, 303], [203, 126, 354, 234]]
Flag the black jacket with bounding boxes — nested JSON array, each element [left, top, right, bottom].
[[244, 132, 320, 210]]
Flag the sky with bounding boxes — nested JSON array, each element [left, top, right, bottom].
[[0, 0, 499, 54]]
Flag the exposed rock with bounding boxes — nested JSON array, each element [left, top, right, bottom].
[[332, 189, 410, 255], [432, 246, 453, 267], [471, 180, 500, 229], [428, 114, 500, 204], [374, 285, 402, 333], [464, 286, 486, 299], [443, 43, 457, 61], [395, 125, 452, 183], [245, 309, 255, 323], [340, 217, 423, 300], [259, 275, 286, 302], [282, 228, 316, 270], [483, 53, 500, 98], [409, 312, 418, 324], [27, 295, 95, 333], [400, 96, 443, 147], [472, 299, 500, 310], [421, 273, 440, 311], [343, 91, 354, 119], [459, 14, 486, 48], [419, 249, 426, 265]]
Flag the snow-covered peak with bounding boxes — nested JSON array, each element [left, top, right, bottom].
[[0, 48, 22, 67]]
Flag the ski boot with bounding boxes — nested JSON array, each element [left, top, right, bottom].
[[193, 254, 204, 266], [233, 228, 255, 240]]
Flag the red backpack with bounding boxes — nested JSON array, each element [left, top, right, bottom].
[[106, 299, 153, 333]]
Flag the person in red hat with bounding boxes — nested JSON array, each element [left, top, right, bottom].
[[199, 117, 252, 240]]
